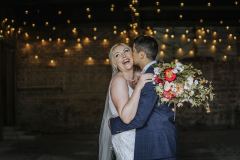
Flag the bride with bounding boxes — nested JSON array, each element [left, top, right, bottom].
[[99, 43, 153, 160]]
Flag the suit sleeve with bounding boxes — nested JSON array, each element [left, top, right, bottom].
[[109, 82, 158, 135]]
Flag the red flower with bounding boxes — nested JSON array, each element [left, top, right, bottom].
[[154, 76, 163, 84], [163, 90, 176, 100], [164, 68, 176, 82]]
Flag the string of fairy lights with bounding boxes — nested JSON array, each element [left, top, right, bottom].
[[0, 0, 240, 67]]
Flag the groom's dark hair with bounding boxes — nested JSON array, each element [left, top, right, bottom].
[[133, 35, 158, 60]]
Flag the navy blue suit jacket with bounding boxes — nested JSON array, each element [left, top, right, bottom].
[[110, 65, 176, 160]]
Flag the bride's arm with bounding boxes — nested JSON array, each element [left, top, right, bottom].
[[110, 74, 152, 124]]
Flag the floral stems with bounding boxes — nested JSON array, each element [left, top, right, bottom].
[[174, 103, 176, 122]]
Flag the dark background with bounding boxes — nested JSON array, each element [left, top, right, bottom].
[[0, 0, 240, 159]]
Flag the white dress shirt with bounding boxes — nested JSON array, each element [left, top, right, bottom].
[[141, 60, 157, 74]]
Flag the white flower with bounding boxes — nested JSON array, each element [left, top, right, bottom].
[[189, 99, 193, 104], [194, 80, 199, 85], [184, 83, 191, 90], [178, 68, 184, 72], [172, 83, 177, 92], [164, 81, 173, 91], [154, 67, 161, 75], [190, 90, 194, 96], [172, 68, 178, 74], [177, 103, 183, 107], [187, 76, 194, 86], [175, 62, 184, 72]]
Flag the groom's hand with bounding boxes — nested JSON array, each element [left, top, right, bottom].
[[131, 71, 141, 87]]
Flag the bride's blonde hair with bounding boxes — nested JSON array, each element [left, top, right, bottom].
[[109, 43, 132, 75]]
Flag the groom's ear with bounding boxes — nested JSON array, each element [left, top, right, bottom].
[[139, 51, 146, 59]]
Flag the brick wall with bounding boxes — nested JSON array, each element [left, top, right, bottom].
[[15, 27, 240, 133], [16, 37, 114, 133]]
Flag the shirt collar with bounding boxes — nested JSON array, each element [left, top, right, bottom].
[[141, 60, 157, 73]]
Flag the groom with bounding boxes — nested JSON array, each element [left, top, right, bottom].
[[109, 35, 176, 160]]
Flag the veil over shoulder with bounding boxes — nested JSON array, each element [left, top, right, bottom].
[[99, 89, 114, 160], [99, 58, 118, 160]]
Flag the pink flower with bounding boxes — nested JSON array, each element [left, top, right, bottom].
[[154, 76, 163, 84], [163, 90, 176, 100]]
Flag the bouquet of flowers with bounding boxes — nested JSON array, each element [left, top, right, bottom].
[[152, 61, 214, 113]]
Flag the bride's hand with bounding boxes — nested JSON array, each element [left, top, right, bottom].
[[135, 73, 153, 90]]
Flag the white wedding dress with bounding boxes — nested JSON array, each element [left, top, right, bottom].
[[109, 84, 136, 160]]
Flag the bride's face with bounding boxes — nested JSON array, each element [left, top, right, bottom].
[[112, 45, 133, 72]]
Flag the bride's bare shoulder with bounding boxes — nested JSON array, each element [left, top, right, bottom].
[[111, 73, 127, 87]]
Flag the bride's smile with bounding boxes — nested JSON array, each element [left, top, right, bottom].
[[112, 45, 134, 71], [122, 58, 132, 67]]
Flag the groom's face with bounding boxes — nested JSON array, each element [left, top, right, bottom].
[[132, 44, 141, 66]]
